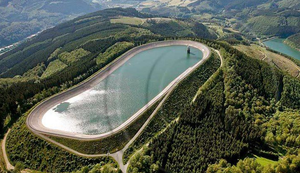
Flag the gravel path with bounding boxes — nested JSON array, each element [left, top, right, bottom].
[[1, 129, 14, 171]]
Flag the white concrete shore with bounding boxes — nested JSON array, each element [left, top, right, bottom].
[[26, 40, 211, 140]]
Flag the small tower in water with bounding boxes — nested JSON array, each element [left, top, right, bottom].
[[187, 46, 191, 54]]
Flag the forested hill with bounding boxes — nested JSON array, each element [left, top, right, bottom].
[[3, 5, 300, 173], [0, 8, 215, 78], [285, 33, 300, 50], [0, 0, 102, 47], [2, 0, 300, 48], [128, 40, 300, 173], [112, 0, 300, 38], [0, 8, 215, 135]]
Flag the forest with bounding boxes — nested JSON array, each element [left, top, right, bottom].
[[6, 111, 115, 172], [126, 39, 300, 173], [0, 0, 101, 47], [123, 51, 221, 162]]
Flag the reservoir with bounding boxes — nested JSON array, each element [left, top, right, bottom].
[[42, 45, 203, 135], [264, 38, 300, 61]]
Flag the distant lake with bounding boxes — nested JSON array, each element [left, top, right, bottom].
[[264, 38, 300, 61], [42, 45, 203, 135]]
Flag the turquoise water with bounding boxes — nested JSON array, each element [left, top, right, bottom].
[[264, 38, 300, 60], [42, 45, 203, 135]]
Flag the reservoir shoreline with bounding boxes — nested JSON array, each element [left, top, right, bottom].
[[26, 40, 211, 140], [263, 38, 300, 61]]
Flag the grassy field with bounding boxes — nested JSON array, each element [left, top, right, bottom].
[[192, 13, 213, 21], [58, 48, 90, 65], [206, 24, 226, 37], [96, 42, 134, 65], [110, 16, 146, 26], [253, 155, 278, 167], [41, 59, 68, 79], [22, 63, 45, 78], [234, 44, 300, 77]]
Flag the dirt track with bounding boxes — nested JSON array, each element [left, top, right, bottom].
[[1, 129, 14, 170]]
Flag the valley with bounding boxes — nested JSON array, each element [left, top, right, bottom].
[[1, 1, 300, 173]]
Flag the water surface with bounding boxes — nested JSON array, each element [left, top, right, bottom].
[[42, 45, 203, 135], [264, 38, 300, 60]]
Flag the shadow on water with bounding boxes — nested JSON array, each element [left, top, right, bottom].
[[188, 52, 196, 56], [103, 63, 114, 133]]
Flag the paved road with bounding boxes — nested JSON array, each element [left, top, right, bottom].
[[1, 129, 14, 171]]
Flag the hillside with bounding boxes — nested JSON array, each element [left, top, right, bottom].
[[0, 0, 102, 47], [0, 8, 215, 136], [1, 0, 300, 48], [239, 10, 300, 38], [98, 0, 300, 38], [2, 4, 300, 173], [285, 33, 300, 50], [0, 8, 215, 78], [127, 40, 300, 173]]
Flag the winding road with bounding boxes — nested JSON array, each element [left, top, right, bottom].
[[3, 40, 221, 173]]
